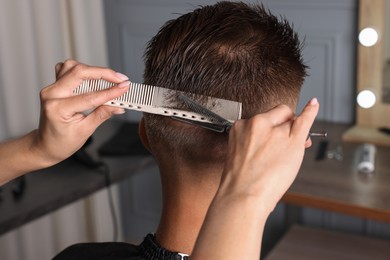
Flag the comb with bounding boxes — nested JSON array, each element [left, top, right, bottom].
[[73, 79, 242, 124]]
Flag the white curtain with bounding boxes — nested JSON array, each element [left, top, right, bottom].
[[0, 0, 123, 259], [0, 0, 110, 139]]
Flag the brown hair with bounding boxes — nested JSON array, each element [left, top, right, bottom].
[[142, 1, 307, 165]]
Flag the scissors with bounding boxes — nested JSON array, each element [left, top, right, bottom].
[[174, 94, 327, 138], [173, 94, 233, 133]]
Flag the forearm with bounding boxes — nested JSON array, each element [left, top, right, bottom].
[[192, 191, 269, 260], [0, 130, 50, 186]]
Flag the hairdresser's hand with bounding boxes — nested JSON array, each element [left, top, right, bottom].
[[192, 99, 319, 260], [0, 60, 130, 185], [220, 98, 319, 213], [33, 60, 130, 167]]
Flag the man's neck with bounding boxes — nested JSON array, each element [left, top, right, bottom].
[[154, 163, 222, 255]]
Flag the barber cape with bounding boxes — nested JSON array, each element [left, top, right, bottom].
[[53, 234, 189, 260]]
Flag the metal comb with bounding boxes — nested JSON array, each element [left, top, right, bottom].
[[73, 79, 242, 124]]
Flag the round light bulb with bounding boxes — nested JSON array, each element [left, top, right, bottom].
[[357, 90, 376, 109], [358, 27, 379, 47]]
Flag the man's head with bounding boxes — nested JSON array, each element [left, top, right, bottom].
[[141, 1, 307, 167]]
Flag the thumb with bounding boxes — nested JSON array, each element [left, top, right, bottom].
[[291, 98, 319, 141], [83, 106, 125, 133]]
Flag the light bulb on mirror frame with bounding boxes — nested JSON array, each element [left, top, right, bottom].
[[357, 90, 376, 109], [358, 27, 379, 47]]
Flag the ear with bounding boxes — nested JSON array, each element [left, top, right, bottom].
[[139, 117, 152, 153]]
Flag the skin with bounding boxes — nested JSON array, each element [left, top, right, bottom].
[[191, 99, 319, 259], [139, 98, 319, 258], [0, 60, 130, 186], [1, 58, 318, 259]]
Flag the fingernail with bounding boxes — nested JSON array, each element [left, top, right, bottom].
[[118, 80, 130, 88], [113, 108, 125, 115], [115, 72, 129, 81], [309, 98, 318, 105]]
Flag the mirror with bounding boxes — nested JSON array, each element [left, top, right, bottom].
[[382, 1, 390, 103], [343, 0, 390, 146]]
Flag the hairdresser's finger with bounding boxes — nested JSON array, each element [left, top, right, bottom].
[[55, 59, 80, 79], [55, 64, 129, 93], [60, 82, 129, 114], [262, 104, 295, 126], [291, 98, 319, 141], [83, 106, 126, 132], [55, 62, 64, 78], [305, 137, 312, 148]]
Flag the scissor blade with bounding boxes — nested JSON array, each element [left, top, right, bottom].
[[171, 117, 226, 133], [177, 94, 232, 126]]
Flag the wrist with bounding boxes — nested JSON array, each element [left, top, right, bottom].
[[28, 130, 59, 169], [216, 171, 276, 217], [214, 184, 272, 219]]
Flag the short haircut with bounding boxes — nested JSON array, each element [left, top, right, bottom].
[[142, 1, 307, 165]]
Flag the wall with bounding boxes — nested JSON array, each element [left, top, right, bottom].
[[104, 0, 358, 124]]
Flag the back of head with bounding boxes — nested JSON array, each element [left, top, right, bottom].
[[142, 1, 307, 167]]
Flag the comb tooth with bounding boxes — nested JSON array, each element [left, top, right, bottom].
[[81, 82, 83, 94], [140, 84, 145, 104], [100, 79, 105, 90], [142, 85, 146, 105], [88, 79, 92, 93], [144, 85, 148, 105], [128, 83, 133, 103], [105, 79, 110, 90], [132, 83, 136, 103], [147, 85, 152, 105], [101, 79, 105, 90], [150, 85, 155, 105], [137, 83, 142, 104], [117, 80, 124, 102], [75, 82, 80, 95], [147, 85, 153, 105], [121, 85, 127, 102], [125, 85, 130, 102], [94, 79, 98, 92], [129, 82, 134, 103], [133, 83, 139, 104], [122, 85, 127, 103], [85, 80, 89, 93], [132, 83, 137, 104], [99, 79, 103, 90], [78, 81, 83, 94], [143, 85, 148, 105]]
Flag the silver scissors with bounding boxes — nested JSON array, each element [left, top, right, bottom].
[[174, 94, 327, 137], [173, 94, 233, 133]]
